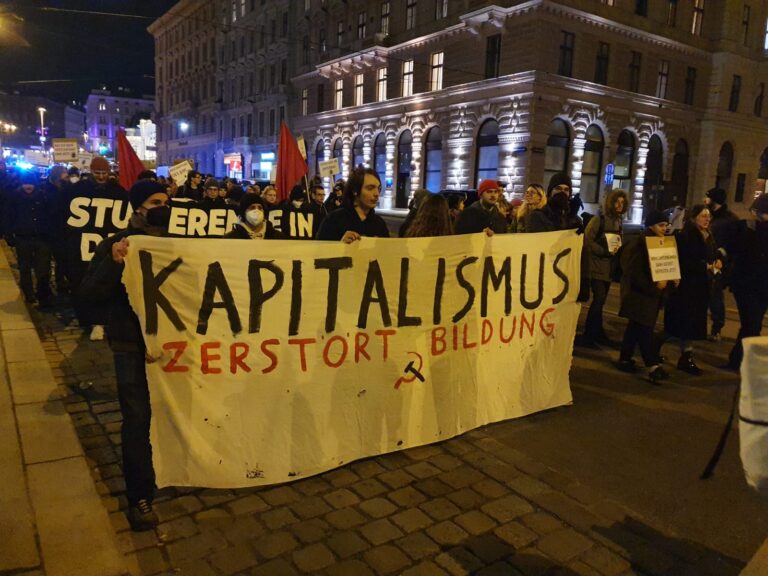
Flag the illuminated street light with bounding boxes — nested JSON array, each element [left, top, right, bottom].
[[37, 106, 46, 146], [179, 121, 189, 134]]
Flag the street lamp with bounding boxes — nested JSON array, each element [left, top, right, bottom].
[[37, 106, 46, 147], [179, 121, 189, 134], [0, 121, 17, 149]]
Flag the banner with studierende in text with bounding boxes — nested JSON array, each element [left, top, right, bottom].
[[122, 231, 582, 488]]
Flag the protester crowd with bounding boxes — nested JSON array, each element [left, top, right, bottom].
[[1, 155, 767, 532]]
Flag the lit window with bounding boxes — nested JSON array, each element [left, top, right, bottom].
[[435, 0, 447, 19], [335, 79, 343, 109], [430, 52, 444, 91], [301, 88, 308, 115], [402, 60, 414, 97], [380, 2, 390, 36], [354, 74, 364, 106], [764, 17, 768, 49], [377, 67, 387, 101], [667, 0, 677, 26], [692, 0, 704, 36], [358, 12, 367, 39], [600, 0, 615, 5], [656, 60, 669, 99], [406, 0, 416, 31]]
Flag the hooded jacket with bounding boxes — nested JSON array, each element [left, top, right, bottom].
[[583, 189, 627, 281]]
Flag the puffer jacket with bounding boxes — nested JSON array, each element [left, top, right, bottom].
[[583, 189, 628, 281]]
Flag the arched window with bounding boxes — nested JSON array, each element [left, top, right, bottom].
[[758, 147, 768, 180], [332, 138, 343, 181], [544, 119, 571, 189], [475, 119, 499, 186], [581, 124, 604, 204], [314, 139, 325, 178], [352, 136, 364, 169], [396, 130, 413, 208], [670, 139, 689, 207], [423, 126, 442, 192], [614, 130, 635, 193], [644, 135, 664, 211], [374, 133, 387, 184], [716, 142, 734, 196]]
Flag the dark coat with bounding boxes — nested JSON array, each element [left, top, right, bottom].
[[2, 185, 56, 239], [619, 234, 665, 327], [317, 206, 390, 241], [522, 209, 556, 233], [223, 221, 282, 239], [455, 201, 507, 234], [664, 225, 718, 340], [729, 220, 768, 299], [583, 189, 627, 281], [78, 227, 145, 352]]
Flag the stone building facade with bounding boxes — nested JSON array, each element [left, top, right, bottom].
[[149, 0, 295, 180], [293, 0, 768, 219], [84, 88, 154, 157]]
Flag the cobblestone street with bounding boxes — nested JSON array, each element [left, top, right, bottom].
[[22, 278, 747, 576]]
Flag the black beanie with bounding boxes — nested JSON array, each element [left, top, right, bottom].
[[129, 180, 167, 210], [547, 172, 573, 197], [238, 192, 266, 218], [706, 187, 727, 206], [645, 209, 667, 228], [290, 184, 306, 202]]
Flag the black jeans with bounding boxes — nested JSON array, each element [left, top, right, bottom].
[[15, 236, 52, 301], [114, 351, 156, 505], [729, 291, 768, 368], [709, 274, 725, 334], [585, 279, 611, 339], [620, 320, 661, 367]]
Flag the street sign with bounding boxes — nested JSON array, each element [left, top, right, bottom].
[[604, 163, 615, 185]]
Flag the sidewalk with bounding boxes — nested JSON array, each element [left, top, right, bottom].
[[0, 240, 763, 576], [0, 247, 128, 576]]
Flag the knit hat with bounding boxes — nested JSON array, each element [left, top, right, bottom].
[[203, 177, 220, 190], [18, 170, 39, 186], [478, 179, 500, 195], [237, 192, 266, 218], [706, 187, 727, 206], [48, 165, 68, 184], [129, 180, 167, 210], [289, 184, 306, 202], [90, 156, 110, 173], [547, 172, 573, 197], [644, 209, 668, 228], [751, 194, 768, 215]]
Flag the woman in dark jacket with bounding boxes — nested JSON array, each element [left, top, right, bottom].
[[663, 205, 721, 374], [617, 210, 673, 383]]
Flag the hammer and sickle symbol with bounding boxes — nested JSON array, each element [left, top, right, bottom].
[[394, 351, 425, 389]]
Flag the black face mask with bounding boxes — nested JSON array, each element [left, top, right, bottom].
[[146, 205, 171, 228]]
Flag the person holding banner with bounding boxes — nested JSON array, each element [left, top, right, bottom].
[[318, 167, 389, 242], [78, 180, 171, 532], [455, 179, 507, 235], [663, 205, 721, 375], [224, 192, 282, 240], [617, 210, 674, 383]]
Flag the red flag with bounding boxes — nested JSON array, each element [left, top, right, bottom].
[[116, 129, 145, 191], [276, 121, 307, 202]]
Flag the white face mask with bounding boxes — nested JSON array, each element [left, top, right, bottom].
[[69, 176, 79, 184], [245, 208, 264, 227], [292, 199, 304, 209]]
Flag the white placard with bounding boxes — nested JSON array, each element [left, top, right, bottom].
[[319, 158, 340, 178], [169, 160, 194, 187], [605, 233, 622, 254], [24, 150, 49, 166], [646, 236, 681, 282], [52, 138, 79, 163], [75, 153, 94, 172]]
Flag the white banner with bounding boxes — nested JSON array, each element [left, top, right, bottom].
[[122, 231, 582, 488]]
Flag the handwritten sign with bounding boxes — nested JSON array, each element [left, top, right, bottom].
[[605, 233, 622, 254], [169, 160, 194, 187], [646, 236, 681, 282], [52, 138, 79, 163], [121, 231, 582, 488], [318, 158, 341, 178], [75, 153, 94, 172]]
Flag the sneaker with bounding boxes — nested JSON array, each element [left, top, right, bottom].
[[677, 352, 703, 376], [89, 325, 105, 341], [616, 359, 638, 373], [648, 365, 669, 384], [127, 499, 158, 532]]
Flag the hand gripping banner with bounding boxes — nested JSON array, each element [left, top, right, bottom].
[[122, 231, 582, 488]]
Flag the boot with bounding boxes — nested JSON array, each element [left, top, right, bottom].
[[677, 351, 702, 375]]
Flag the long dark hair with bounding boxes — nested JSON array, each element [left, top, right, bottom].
[[343, 167, 381, 209], [405, 194, 453, 237]]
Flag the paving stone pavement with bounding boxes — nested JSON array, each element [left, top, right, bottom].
[[10, 252, 744, 576]]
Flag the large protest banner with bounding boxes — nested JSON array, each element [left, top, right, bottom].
[[66, 192, 131, 261], [122, 231, 582, 488]]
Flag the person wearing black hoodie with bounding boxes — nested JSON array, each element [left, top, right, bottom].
[[78, 180, 171, 532], [44, 165, 72, 294], [176, 170, 203, 202], [704, 187, 738, 341]]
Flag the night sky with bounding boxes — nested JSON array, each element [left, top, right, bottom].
[[0, 0, 179, 105]]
